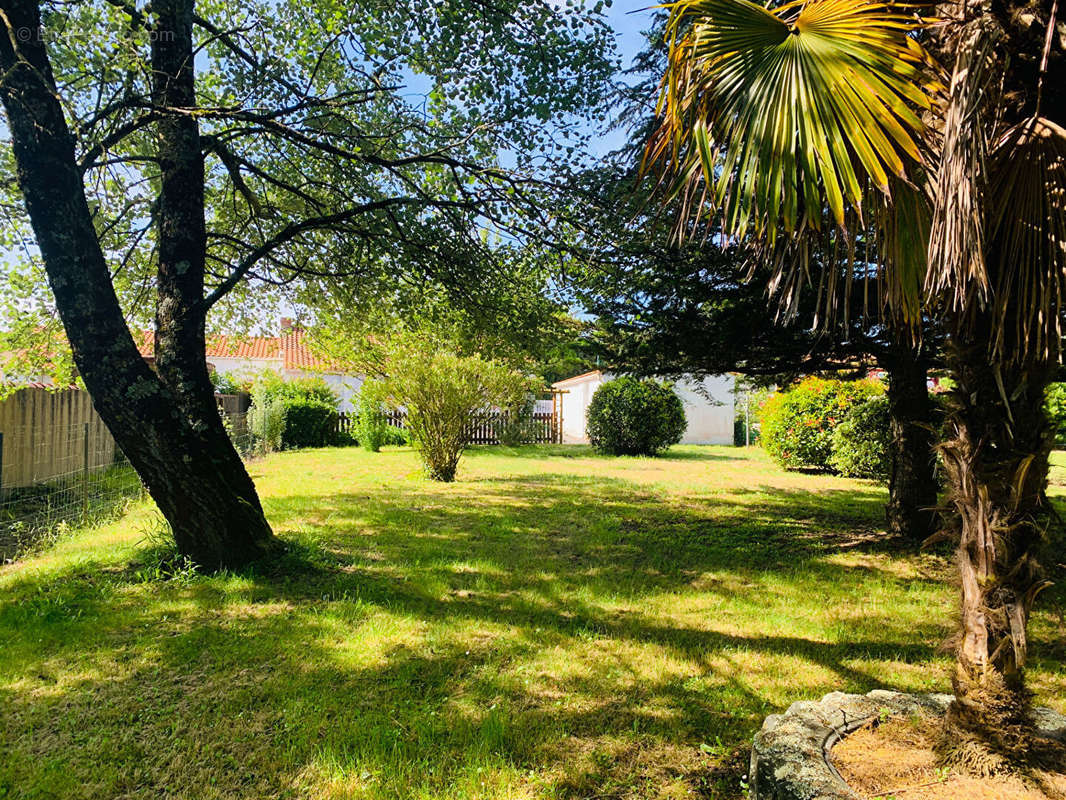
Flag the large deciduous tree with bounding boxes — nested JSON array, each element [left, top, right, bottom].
[[645, 0, 1065, 771], [0, 0, 614, 568]]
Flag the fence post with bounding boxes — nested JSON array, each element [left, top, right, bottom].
[[744, 392, 751, 447], [82, 422, 90, 522], [0, 431, 4, 498]]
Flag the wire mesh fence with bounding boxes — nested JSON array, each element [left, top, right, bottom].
[[0, 420, 143, 562], [222, 411, 257, 459], [0, 407, 259, 563], [1, 394, 558, 562]]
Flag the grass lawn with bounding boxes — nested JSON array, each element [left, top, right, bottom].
[[1, 445, 1064, 799]]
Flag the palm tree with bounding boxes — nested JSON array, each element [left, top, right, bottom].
[[644, 0, 1066, 772]]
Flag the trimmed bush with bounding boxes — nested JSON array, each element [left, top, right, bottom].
[[829, 395, 891, 479], [332, 429, 358, 448], [280, 399, 338, 449], [248, 372, 341, 451], [586, 377, 686, 456], [760, 377, 884, 471]]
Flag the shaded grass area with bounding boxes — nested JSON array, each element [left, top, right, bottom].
[[1, 445, 1063, 800]]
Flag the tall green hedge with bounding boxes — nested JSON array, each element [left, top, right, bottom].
[[248, 372, 341, 450], [280, 399, 338, 449]]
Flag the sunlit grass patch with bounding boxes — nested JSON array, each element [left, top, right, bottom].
[[1, 444, 1063, 799]]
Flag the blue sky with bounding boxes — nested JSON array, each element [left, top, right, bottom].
[[595, 1, 658, 154], [607, 1, 657, 70]]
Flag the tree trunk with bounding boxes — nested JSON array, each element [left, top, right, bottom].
[[151, 0, 217, 429], [0, 0, 277, 569], [883, 345, 938, 542], [939, 317, 1056, 772]]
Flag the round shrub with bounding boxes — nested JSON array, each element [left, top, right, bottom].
[[760, 377, 884, 471], [829, 395, 891, 479], [586, 377, 686, 456]]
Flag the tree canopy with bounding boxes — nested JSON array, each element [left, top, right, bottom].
[[0, 0, 619, 376]]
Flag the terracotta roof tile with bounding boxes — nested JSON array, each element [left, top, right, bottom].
[[136, 329, 339, 372]]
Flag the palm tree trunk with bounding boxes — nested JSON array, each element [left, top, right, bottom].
[[939, 316, 1055, 772], [884, 344, 939, 542]]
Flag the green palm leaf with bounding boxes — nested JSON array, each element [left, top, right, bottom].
[[646, 0, 940, 238]]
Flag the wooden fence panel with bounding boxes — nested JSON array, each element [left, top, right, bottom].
[[334, 409, 561, 445], [0, 388, 255, 491], [0, 388, 116, 490]]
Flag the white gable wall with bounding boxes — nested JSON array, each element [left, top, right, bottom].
[[554, 372, 735, 446], [672, 375, 735, 444], [557, 372, 608, 443]]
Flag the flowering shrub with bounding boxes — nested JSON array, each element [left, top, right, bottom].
[[760, 376, 884, 471], [828, 395, 891, 479]]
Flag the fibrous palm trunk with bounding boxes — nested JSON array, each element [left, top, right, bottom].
[[939, 313, 1056, 772]]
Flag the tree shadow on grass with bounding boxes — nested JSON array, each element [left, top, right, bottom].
[[1, 464, 1052, 800], [462, 444, 738, 462], [0, 566, 945, 800]]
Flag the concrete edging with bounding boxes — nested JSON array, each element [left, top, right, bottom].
[[749, 690, 1066, 800]]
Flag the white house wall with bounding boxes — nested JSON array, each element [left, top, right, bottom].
[[673, 375, 735, 445], [288, 369, 363, 412], [558, 373, 607, 443], [555, 372, 735, 446], [206, 356, 279, 382], [206, 357, 363, 412]]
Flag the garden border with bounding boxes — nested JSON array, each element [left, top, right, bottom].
[[749, 689, 1066, 800]]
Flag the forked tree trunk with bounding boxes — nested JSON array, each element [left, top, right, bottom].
[[883, 345, 938, 543], [939, 319, 1056, 772], [0, 0, 277, 569]]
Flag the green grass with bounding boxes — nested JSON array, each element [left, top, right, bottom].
[[1, 445, 1063, 800]]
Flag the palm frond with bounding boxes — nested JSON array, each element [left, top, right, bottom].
[[877, 176, 933, 325], [645, 0, 940, 241], [925, 16, 1000, 310], [983, 117, 1066, 363]]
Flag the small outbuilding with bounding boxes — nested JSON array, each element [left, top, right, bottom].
[[551, 371, 735, 445]]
